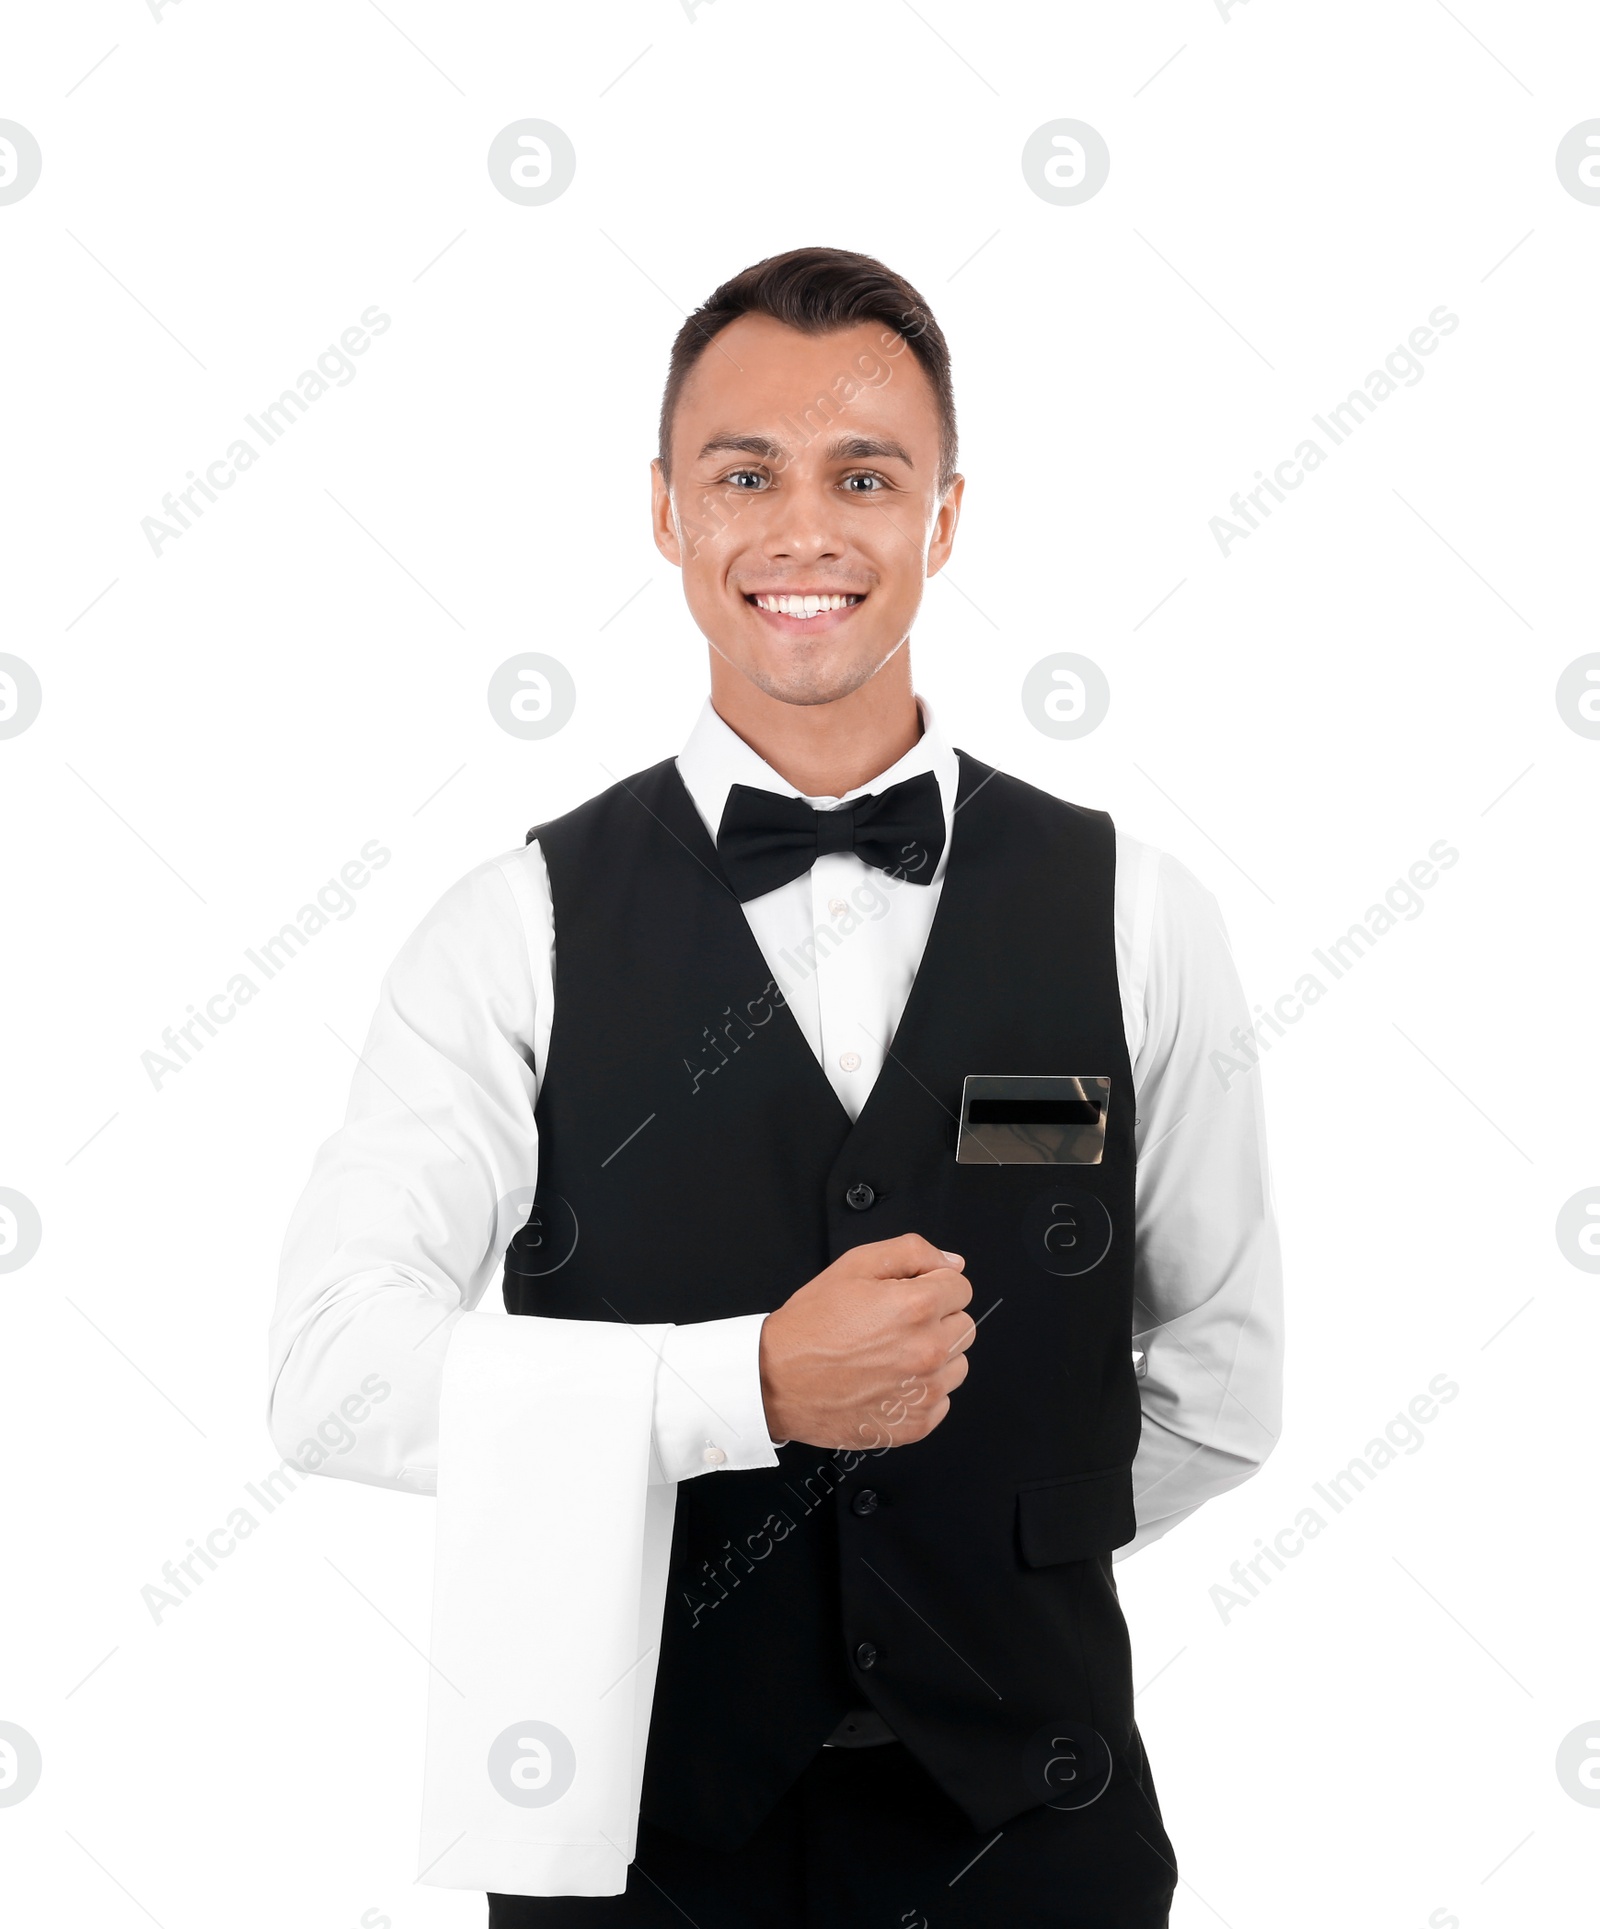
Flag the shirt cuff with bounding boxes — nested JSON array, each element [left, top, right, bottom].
[[651, 1313, 783, 1483]]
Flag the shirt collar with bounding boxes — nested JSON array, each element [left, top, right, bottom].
[[675, 694, 959, 846]]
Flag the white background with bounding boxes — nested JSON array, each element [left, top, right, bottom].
[[2, 2, 1597, 1924]]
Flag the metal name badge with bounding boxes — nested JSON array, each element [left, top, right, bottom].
[[955, 1075, 1111, 1166]]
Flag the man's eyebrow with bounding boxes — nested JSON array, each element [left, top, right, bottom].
[[697, 433, 785, 461], [828, 434, 914, 467], [696, 432, 915, 467]]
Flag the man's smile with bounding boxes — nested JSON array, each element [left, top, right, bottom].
[[743, 590, 868, 628]]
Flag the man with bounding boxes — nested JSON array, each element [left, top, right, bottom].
[[269, 245, 1283, 1926]]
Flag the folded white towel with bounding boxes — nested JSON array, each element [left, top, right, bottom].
[[418, 1313, 677, 1896]]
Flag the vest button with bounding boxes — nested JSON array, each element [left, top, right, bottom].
[[854, 1641, 879, 1670], [844, 1182, 876, 1211], [850, 1489, 880, 1516]]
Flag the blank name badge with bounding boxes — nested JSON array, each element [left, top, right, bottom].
[[955, 1075, 1111, 1165]]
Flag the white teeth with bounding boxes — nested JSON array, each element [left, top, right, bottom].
[[752, 593, 861, 617]]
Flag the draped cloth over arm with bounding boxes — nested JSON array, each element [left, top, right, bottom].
[[418, 1314, 678, 1898]]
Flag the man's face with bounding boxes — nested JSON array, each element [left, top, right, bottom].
[[651, 314, 962, 708]]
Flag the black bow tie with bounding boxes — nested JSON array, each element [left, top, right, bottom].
[[716, 770, 947, 905]]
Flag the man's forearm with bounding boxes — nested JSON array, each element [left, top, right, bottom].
[[267, 1281, 782, 1492]]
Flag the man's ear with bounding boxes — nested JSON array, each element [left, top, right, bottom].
[[925, 474, 965, 579], [650, 459, 683, 567]]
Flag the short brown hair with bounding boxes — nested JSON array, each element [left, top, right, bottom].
[[657, 246, 958, 495]]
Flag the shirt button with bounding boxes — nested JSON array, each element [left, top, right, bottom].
[[701, 1444, 727, 1467], [854, 1641, 879, 1670], [850, 1489, 880, 1517], [838, 1051, 862, 1073], [844, 1183, 876, 1211], [828, 897, 849, 917]]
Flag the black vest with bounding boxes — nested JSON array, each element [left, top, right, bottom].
[[504, 752, 1140, 1852]]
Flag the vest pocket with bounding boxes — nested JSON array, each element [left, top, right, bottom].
[[1016, 1465, 1137, 1565]]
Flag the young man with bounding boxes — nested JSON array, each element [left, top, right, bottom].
[[270, 246, 1283, 1926]]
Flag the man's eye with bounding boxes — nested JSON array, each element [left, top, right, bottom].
[[841, 472, 888, 493], [724, 469, 768, 491]]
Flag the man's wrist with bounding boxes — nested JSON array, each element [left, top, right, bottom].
[[757, 1312, 792, 1449]]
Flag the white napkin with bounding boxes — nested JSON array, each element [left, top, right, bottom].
[[418, 1313, 677, 1897]]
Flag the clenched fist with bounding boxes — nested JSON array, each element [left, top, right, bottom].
[[758, 1234, 977, 1451]]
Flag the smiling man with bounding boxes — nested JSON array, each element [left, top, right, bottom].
[[270, 246, 1283, 1927]]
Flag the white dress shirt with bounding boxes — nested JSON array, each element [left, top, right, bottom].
[[268, 697, 1283, 1556]]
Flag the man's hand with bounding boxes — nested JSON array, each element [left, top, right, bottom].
[[758, 1234, 977, 1452]]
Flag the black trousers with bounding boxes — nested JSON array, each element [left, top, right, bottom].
[[489, 1729, 1177, 1928]]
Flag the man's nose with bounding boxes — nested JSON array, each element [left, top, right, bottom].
[[761, 475, 846, 560]]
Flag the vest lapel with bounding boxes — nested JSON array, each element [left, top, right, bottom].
[[654, 751, 996, 1144], [656, 748, 995, 1134], [843, 749, 993, 1148], [651, 761, 855, 1135]]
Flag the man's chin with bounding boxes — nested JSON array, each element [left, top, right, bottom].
[[732, 655, 886, 709], [704, 624, 908, 711]]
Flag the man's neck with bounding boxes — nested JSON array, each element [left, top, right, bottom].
[[707, 654, 923, 799]]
